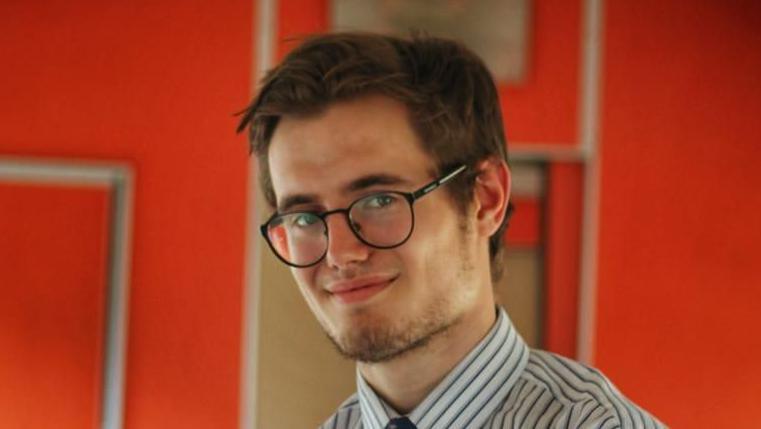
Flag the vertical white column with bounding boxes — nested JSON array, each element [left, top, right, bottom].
[[240, 0, 276, 428], [577, 0, 605, 364]]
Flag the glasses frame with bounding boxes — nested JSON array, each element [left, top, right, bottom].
[[260, 164, 468, 268]]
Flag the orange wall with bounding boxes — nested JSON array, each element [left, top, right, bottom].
[[501, 0, 580, 145], [1, 184, 110, 428], [1, 1, 252, 427], [597, 2, 761, 427]]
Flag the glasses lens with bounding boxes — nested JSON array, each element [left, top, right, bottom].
[[350, 192, 412, 247], [266, 212, 327, 266]]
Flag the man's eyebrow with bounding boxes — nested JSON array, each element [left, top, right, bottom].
[[343, 174, 411, 193], [277, 194, 319, 213], [276, 174, 411, 213]]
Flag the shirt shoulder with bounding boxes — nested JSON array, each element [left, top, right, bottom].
[[319, 393, 362, 429], [495, 349, 667, 429]]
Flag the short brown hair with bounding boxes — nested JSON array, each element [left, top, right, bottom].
[[237, 32, 514, 281]]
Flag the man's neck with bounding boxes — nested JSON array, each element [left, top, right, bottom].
[[357, 303, 497, 414]]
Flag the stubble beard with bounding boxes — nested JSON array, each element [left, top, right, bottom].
[[325, 300, 458, 363]]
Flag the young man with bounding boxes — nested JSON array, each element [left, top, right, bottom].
[[238, 33, 664, 429]]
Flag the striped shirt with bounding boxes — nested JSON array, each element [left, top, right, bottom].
[[320, 307, 665, 429]]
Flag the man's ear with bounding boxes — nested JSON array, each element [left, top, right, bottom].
[[473, 158, 511, 238]]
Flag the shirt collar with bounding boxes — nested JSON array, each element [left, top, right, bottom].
[[356, 307, 529, 429]]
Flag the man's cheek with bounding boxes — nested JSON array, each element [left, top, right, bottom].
[[291, 268, 315, 293]]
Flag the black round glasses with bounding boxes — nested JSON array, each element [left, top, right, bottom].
[[260, 164, 467, 268]]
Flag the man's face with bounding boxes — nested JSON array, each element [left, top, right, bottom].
[[267, 95, 484, 363]]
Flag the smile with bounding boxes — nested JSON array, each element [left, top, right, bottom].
[[328, 276, 397, 305]]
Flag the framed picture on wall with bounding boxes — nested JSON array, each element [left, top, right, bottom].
[[332, 0, 532, 84]]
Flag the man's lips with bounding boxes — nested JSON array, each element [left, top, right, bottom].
[[326, 275, 397, 304]]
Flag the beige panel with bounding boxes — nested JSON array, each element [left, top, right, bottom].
[[511, 163, 545, 198], [256, 249, 355, 429], [495, 249, 543, 348]]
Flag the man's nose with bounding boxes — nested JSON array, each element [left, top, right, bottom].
[[323, 212, 370, 269]]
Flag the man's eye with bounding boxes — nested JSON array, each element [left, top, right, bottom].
[[364, 194, 398, 209], [291, 213, 320, 227]]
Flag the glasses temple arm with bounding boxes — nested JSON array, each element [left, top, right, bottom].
[[411, 164, 468, 200]]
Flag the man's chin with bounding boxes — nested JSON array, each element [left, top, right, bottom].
[[326, 334, 424, 363], [324, 319, 453, 364]]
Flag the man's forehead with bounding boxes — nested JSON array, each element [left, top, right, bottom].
[[267, 141, 431, 211], [266, 96, 436, 205], [267, 128, 396, 190]]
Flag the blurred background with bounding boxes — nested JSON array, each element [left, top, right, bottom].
[[1, 0, 759, 428]]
